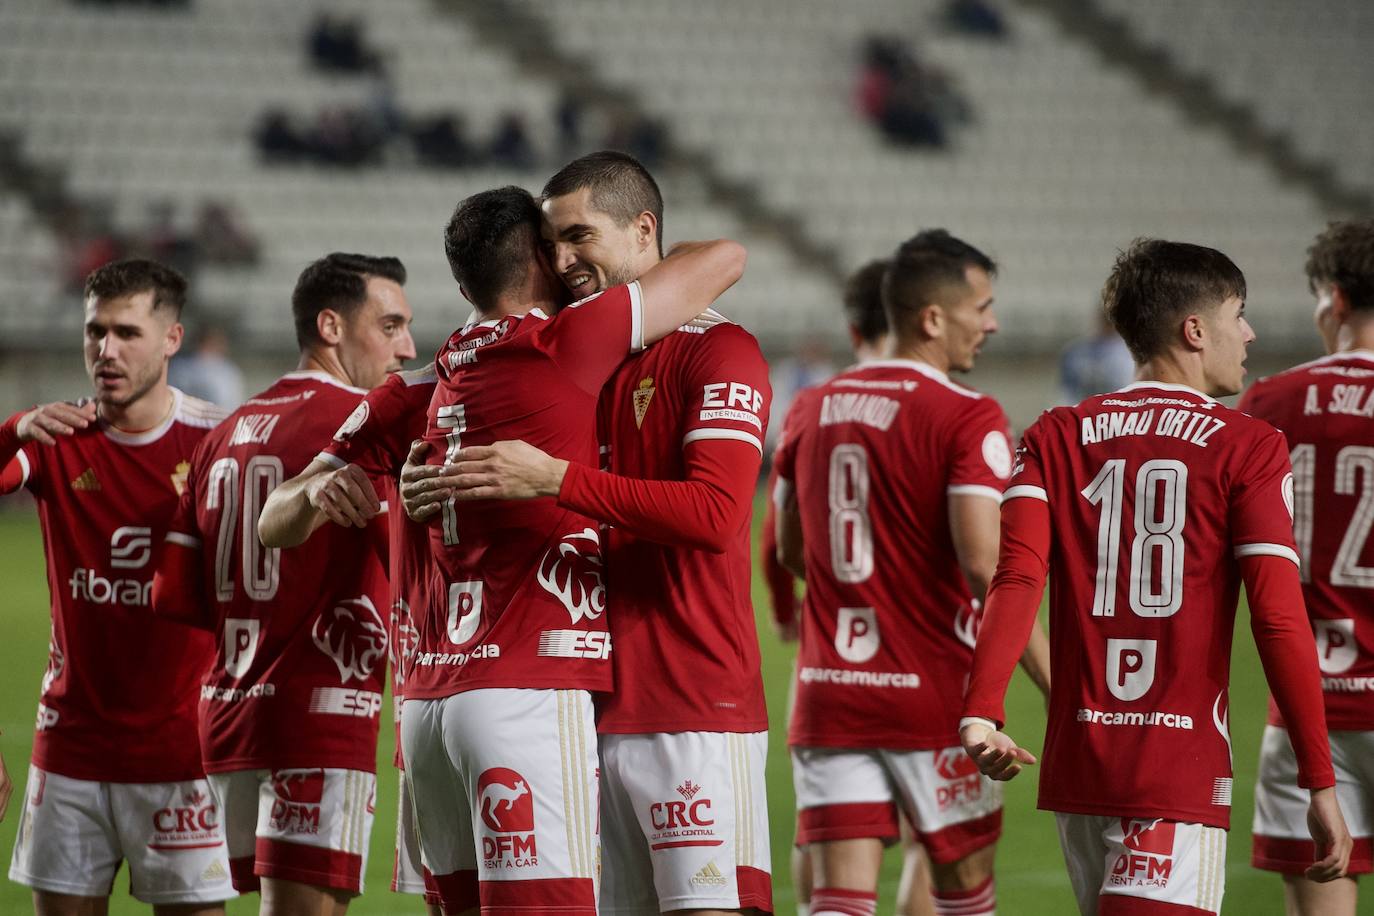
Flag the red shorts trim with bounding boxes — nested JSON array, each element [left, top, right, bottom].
[[254, 837, 363, 894], [480, 877, 596, 913], [737, 864, 774, 912], [918, 809, 1002, 865], [1252, 834, 1374, 876], [1100, 896, 1213, 915], [796, 801, 900, 846], [229, 855, 259, 894], [431, 869, 478, 914]]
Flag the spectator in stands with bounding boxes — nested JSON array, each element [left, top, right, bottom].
[[136, 200, 198, 279], [856, 35, 970, 148], [254, 109, 310, 162], [193, 201, 259, 266], [54, 203, 123, 295], [308, 13, 384, 76], [556, 91, 585, 160], [168, 325, 244, 410], [487, 113, 537, 170], [944, 0, 1008, 38], [1056, 308, 1135, 404], [606, 108, 667, 168], [412, 113, 476, 169], [309, 105, 384, 167]]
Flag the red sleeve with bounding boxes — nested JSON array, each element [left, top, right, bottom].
[[0, 410, 32, 495], [947, 397, 1014, 498], [1243, 553, 1335, 789], [558, 438, 760, 553], [759, 464, 798, 627], [321, 368, 434, 478], [1229, 425, 1301, 565], [961, 495, 1051, 725], [153, 482, 215, 630], [547, 282, 645, 395], [679, 324, 771, 457]]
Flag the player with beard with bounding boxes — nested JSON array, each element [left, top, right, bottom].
[[153, 254, 416, 913], [773, 232, 1049, 916], [1243, 220, 1374, 916], [2, 259, 233, 914], [401, 153, 773, 915], [961, 239, 1352, 914], [311, 183, 746, 914]]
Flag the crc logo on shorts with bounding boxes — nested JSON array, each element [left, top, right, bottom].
[[648, 778, 718, 850], [537, 528, 606, 624], [223, 618, 260, 679], [934, 748, 984, 811], [1106, 638, 1157, 701], [269, 768, 325, 835], [148, 788, 221, 852], [332, 401, 370, 441], [478, 768, 538, 869], [110, 526, 152, 569], [1315, 619, 1357, 674], [1110, 818, 1175, 888], [835, 607, 880, 664], [312, 597, 388, 683]]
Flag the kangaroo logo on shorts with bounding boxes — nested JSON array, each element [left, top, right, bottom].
[[537, 528, 606, 624], [478, 768, 534, 833], [312, 597, 388, 683], [1111, 818, 1177, 888], [1121, 818, 1175, 856], [934, 747, 980, 780], [272, 768, 326, 804]]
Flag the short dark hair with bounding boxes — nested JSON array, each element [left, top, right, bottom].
[[543, 150, 664, 256], [882, 230, 995, 338], [1306, 219, 1374, 313], [843, 259, 890, 344], [291, 252, 406, 349], [1102, 238, 1246, 365], [84, 258, 187, 320], [443, 186, 542, 309]]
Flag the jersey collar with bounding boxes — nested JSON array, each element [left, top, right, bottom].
[[1113, 380, 1217, 403]]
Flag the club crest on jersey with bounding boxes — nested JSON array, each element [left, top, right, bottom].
[[537, 528, 606, 624], [333, 401, 370, 441], [312, 597, 388, 683], [171, 460, 191, 496], [633, 376, 656, 428]]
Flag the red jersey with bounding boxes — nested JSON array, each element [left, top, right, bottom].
[[581, 315, 771, 733], [774, 360, 1013, 750], [320, 365, 437, 766], [412, 284, 644, 699], [0, 389, 223, 783], [1240, 350, 1374, 730], [987, 382, 1308, 828], [167, 372, 388, 773]]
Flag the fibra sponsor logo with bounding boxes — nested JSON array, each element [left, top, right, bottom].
[[648, 778, 718, 850], [1110, 818, 1175, 887], [537, 629, 610, 660], [67, 527, 155, 605], [312, 597, 388, 683], [110, 526, 152, 569], [537, 528, 606, 624], [478, 768, 537, 869], [934, 748, 984, 811], [308, 686, 383, 718], [148, 787, 220, 851], [269, 769, 325, 835]]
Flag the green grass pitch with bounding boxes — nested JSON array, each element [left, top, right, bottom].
[[0, 499, 1289, 914]]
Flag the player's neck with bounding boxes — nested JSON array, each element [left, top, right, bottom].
[[296, 349, 354, 388], [100, 383, 174, 433], [1337, 314, 1374, 354], [886, 339, 950, 375], [1135, 353, 1209, 396]]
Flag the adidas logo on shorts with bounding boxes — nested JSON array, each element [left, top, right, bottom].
[[690, 861, 728, 887]]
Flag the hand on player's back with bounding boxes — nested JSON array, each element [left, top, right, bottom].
[[960, 721, 1037, 781], [16, 400, 97, 445], [1305, 786, 1353, 882], [305, 463, 380, 528], [400, 439, 568, 519]]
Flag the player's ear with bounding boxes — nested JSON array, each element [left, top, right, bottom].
[[317, 308, 344, 345], [1330, 283, 1352, 321], [164, 321, 184, 359], [634, 210, 657, 254], [919, 302, 944, 339], [1181, 313, 1206, 351]]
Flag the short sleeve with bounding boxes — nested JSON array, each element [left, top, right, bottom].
[[681, 327, 772, 456], [1230, 424, 1300, 567], [545, 281, 645, 395], [320, 371, 432, 478], [947, 398, 1014, 501], [164, 472, 202, 549], [1002, 414, 1049, 504]]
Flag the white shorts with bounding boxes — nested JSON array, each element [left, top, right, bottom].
[[791, 745, 1001, 864], [1252, 724, 1374, 875], [393, 767, 432, 896], [600, 731, 772, 914], [401, 689, 599, 914], [7, 765, 235, 904], [208, 767, 376, 895], [1056, 813, 1226, 915]]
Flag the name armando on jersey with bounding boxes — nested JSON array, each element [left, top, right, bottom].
[[1081, 407, 1225, 448]]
